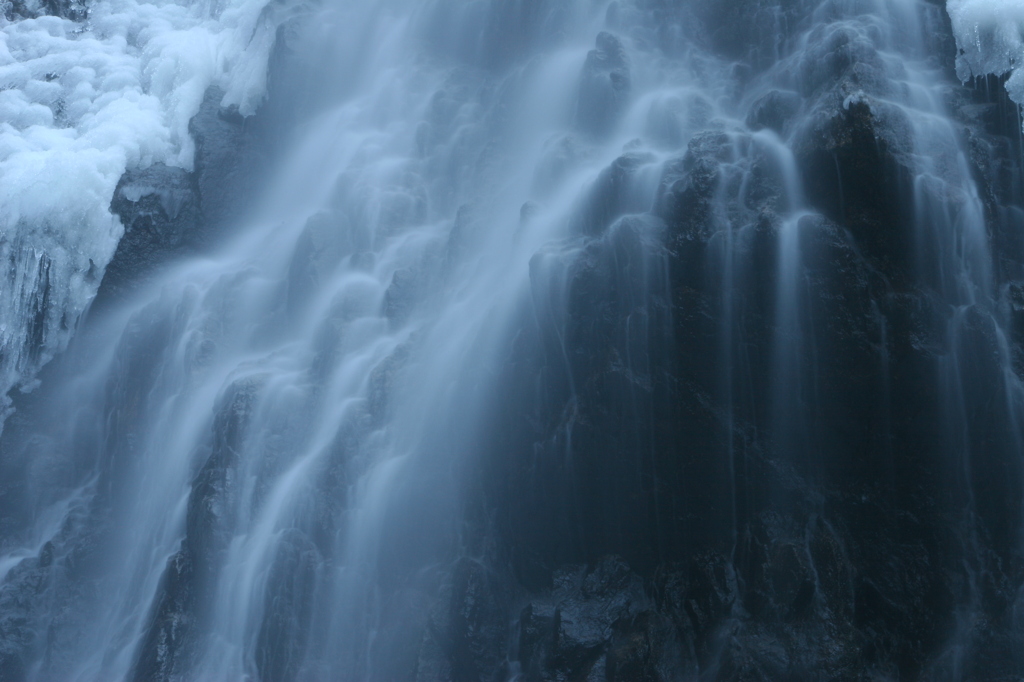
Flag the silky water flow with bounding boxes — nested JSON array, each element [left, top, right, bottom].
[[0, 0, 1022, 680]]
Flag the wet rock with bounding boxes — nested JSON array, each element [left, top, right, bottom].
[[516, 215, 712, 570], [414, 558, 509, 682], [367, 342, 411, 427], [644, 93, 715, 150], [576, 32, 631, 138], [718, 629, 795, 682], [482, 24, 1024, 675], [445, 204, 482, 272], [794, 22, 889, 99], [790, 214, 890, 478], [745, 89, 801, 135], [736, 516, 818, 622], [287, 211, 351, 312], [681, 552, 737, 657], [255, 529, 321, 682], [604, 611, 664, 682], [1007, 281, 1024, 376], [103, 164, 200, 301], [130, 375, 264, 682], [0, 548, 53, 682], [808, 516, 853, 617], [517, 603, 558, 678], [795, 97, 915, 278], [699, 0, 806, 71], [556, 556, 644, 652], [515, 557, 656, 682], [98, 87, 267, 307], [470, 0, 571, 69], [41, 0, 85, 19], [384, 267, 422, 325], [0, 501, 110, 682], [953, 306, 1024, 560], [532, 134, 591, 199], [658, 131, 734, 243], [957, 625, 1024, 681], [767, 542, 815, 619], [959, 74, 1024, 285], [574, 152, 658, 237], [188, 88, 267, 234]]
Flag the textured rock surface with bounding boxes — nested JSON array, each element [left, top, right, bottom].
[[98, 87, 270, 306], [576, 32, 632, 139], [130, 376, 263, 682], [413, 3, 1024, 681]]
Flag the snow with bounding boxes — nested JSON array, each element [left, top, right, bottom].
[[946, 0, 1024, 126], [0, 0, 289, 426]]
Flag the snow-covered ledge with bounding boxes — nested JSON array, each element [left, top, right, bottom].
[[947, 0, 1024, 129], [0, 0, 289, 428]]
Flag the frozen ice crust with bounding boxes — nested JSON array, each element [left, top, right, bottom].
[[0, 0, 285, 425]]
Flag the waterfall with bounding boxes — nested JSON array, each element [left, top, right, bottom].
[[1, 0, 1023, 680]]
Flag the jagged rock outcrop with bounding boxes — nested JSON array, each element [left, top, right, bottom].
[[576, 32, 632, 139], [414, 4, 1024, 681], [130, 375, 264, 682], [98, 88, 268, 306]]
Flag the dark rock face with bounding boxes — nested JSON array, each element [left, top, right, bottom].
[[414, 559, 510, 682], [0, 545, 54, 682], [415, 5, 1024, 682], [573, 151, 658, 236], [385, 268, 424, 325], [101, 164, 201, 302], [745, 90, 802, 135], [794, 97, 915, 282], [188, 92, 268, 232], [130, 375, 264, 682], [576, 32, 631, 139], [98, 87, 269, 307], [254, 529, 321, 682], [516, 557, 654, 681]]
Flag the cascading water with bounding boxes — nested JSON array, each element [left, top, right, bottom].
[[1, 0, 1024, 680]]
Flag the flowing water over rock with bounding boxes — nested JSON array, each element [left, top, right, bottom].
[[1, 0, 1024, 680]]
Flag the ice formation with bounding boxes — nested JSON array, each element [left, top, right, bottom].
[[947, 0, 1024, 126], [0, 0, 287, 426]]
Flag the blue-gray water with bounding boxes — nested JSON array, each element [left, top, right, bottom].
[[1, 0, 1023, 679]]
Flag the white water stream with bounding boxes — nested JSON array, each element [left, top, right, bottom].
[[0, 0, 1021, 679]]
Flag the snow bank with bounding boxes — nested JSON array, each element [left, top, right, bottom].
[[946, 0, 1024, 126], [0, 0, 289, 425]]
